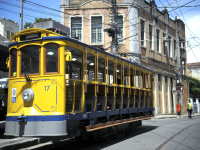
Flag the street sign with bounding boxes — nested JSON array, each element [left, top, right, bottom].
[[172, 86, 184, 94], [172, 87, 177, 94], [154, 81, 157, 87]]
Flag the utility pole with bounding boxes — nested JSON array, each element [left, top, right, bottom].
[[19, 0, 25, 32], [175, 16, 183, 116], [106, 0, 120, 55]]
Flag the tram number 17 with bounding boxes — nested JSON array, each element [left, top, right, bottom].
[[44, 85, 50, 91]]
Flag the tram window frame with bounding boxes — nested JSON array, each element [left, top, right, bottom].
[[98, 56, 105, 83], [65, 46, 83, 80], [124, 65, 128, 86], [87, 53, 95, 81], [107, 60, 114, 84], [10, 48, 17, 78], [20, 45, 41, 76], [130, 67, 134, 87], [44, 43, 60, 75], [117, 63, 121, 85], [135, 69, 139, 88]]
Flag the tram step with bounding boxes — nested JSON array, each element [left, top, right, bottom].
[[86, 115, 153, 132]]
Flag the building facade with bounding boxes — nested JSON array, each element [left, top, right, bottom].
[[60, 0, 188, 114], [0, 16, 19, 47], [0, 16, 18, 78]]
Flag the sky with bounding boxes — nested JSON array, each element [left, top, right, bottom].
[[0, 0, 200, 63]]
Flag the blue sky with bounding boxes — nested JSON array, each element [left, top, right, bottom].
[[1, 0, 200, 63], [0, 0, 60, 24]]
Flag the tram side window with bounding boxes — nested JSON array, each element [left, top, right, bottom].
[[87, 53, 95, 81], [10, 49, 17, 77], [65, 46, 83, 80], [146, 73, 149, 89], [45, 44, 58, 73], [107, 60, 114, 84], [135, 69, 139, 88], [124, 65, 128, 86], [98, 57, 105, 82], [117, 63, 121, 85], [140, 71, 144, 89], [130, 67, 133, 86], [21, 46, 40, 75]]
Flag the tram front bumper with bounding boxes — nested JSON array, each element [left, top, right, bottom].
[[4, 115, 68, 137]]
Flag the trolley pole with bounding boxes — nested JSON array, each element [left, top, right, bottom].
[[19, 0, 25, 32], [111, 0, 118, 55]]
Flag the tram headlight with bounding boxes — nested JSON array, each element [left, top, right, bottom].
[[22, 88, 34, 102]]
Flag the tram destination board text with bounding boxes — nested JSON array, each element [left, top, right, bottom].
[[20, 33, 41, 41]]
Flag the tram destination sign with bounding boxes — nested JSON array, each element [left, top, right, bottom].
[[20, 32, 41, 41]]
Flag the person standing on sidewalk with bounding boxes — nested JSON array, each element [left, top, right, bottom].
[[188, 99, 193, 119]]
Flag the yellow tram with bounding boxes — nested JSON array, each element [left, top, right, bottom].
[[5, 28, 154, 137]]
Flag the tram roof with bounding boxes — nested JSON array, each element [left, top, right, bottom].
[[8, 28, 153, 72]]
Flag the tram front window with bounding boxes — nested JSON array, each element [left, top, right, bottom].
[[10, 49, 17, 77], [21, 46, 40, 75], [45, 44, 59, 73]]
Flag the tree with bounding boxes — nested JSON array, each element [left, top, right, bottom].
[[23, 18, 56, 29], [24, 22, 33, 29], [34, 17, 53, 23], [188, 77, 200, 99]]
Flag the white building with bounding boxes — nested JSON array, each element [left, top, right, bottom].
[[187, 63, 200, 79], [0, 16, 18, 46]]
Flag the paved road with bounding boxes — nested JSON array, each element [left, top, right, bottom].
[[54, 116, 200, 150], [1, 116, 200, 150]]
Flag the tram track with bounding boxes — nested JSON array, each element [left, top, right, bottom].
[[155, 118, 200, 150]]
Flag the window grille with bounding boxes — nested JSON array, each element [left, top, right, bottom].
[[71, 17, 82, 41], [163, 33, 167, 55], [140, 20, 145, 46], [116, 16, 123, 42], [174, 39, 176, 59], [91, 16, 102, 43], [156, 29, 160, 52], [149, 25, 153, 50], [168, 36, 172, 57]]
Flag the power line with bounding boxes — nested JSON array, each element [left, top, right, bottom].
[[0, 0, 60, 18], [122, 0, 136, 25], [17, 0, 92, 22], [174, 0, 200, 45], [0, 7, 35, 20]]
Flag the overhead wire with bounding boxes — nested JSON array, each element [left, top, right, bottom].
[[5, 0, 200, 58], [163, 0, 200, 65], [174, 0, 200, 44], [0, 7, 35, 21]]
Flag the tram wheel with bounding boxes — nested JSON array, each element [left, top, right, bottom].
[[75, 136, 85, 141], [100, 127, 113, 142]]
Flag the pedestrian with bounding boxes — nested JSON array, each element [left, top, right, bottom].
[[188, 99, 193, 119]]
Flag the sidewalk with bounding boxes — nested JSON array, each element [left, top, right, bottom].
[[154, 113, 200, 119]]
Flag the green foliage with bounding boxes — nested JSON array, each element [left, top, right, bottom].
[[188, 77, 200, 98], [24, 22, 33, 29], [34, 17, 53, 23]]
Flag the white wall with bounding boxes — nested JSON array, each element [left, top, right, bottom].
[[0, 18, 18, 40]]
